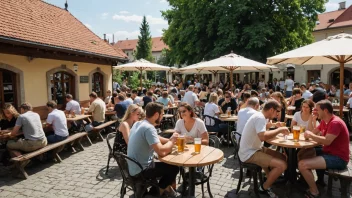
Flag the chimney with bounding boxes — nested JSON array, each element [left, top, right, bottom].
[[339, 1, 346, 10], [126, 38, 128, 40], [113, 34, 115, 44], [64, 0, 68, 11], [103, 34, 107, 42]]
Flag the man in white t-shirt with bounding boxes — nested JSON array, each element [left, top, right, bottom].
[[45, 101, 69, 143], [183, 85, 200, 108], [104, 90, 112, 104], [284, 76, 294, 98], [346, 93, 352, 108], [258, 79, 265, 89], [300, 84, 313, 100], [65, 94, 81, 115], [239, 100, 289, 197], [236, 97, 259, 135], [131, 89, 141, 104]]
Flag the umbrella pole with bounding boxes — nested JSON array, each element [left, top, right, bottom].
[[140, 70, 143, 88], [230, 70, 234, 90], [339, 62, 344, 116]]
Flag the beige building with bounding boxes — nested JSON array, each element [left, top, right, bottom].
[[0, 0, 127, 117]]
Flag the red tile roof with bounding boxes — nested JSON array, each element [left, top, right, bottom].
[[114, 37, 168, 52], [0, 0, 127, 60], [315, 6, 352, 31]]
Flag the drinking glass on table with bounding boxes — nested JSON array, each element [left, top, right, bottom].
[[292, 125, 300, 142], [194, 138, 201, 154], [177, 136, 185, 153]]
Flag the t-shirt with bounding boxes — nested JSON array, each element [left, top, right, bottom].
[[204, 102, 220, 126], [279, 81, 285, 90], [348, 97, 352, 108], [293, 98, 304, 113], [104, 96, 112, 104], [285, 79, 294, 91], [344, 89, 352, 96], [133, 97, 141, 104], [293, 112, 309, 128], [88, 98, 106, 123], [258, 81, 265, 89], [174, 118, 207, 138], [15, 111, 45, 141], [65, 100, 81, 115], [156, 97, 170, 107], [143, 96, 152, 108], [127, 120, 160, 176], [302, 90, 313, 100], [236, 107, 257, 135], [183, 91, 199, 108], [114, 102, 128, 119], [317, 115, 350, 162], [124, 98, 133, 106], [0, 117, 17, 130], [47, 109, 69, 137], [238, 112, 267, 162]]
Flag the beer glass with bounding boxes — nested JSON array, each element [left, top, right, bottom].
[[292, 125, 300, 142], [177, 136, 185, 153], [194, 138, 201, 154], [300, 125, 306, 133]]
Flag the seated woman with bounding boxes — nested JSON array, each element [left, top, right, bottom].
[[289, 88, 304, 113], [156, 91, 173, 107], [204, 93, 228, 138], [0, 103, 19, 130], [291, 99, 318, 131], [113, 104, 143, 154], [174, 103, 209, 145], [271, 92, 287, 122], [107, 91, 118, 108]]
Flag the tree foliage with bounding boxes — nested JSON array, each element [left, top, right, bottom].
[[162, 0, 327, 65], [135, 16, 154, 62]]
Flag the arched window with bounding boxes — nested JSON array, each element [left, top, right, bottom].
[[330, 68, 352, 86], [50, 72, 75, 105], [92, 72, 104, 97], [0, 69, 18, 108]]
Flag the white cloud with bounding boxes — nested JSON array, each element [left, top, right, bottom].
[[160, 0, 167, 3], [112, 14, 167, 25], [325, 2, 339, 11], [84, 23, 92, 29], [157, 29, 163, 34], [106, 30, 140, 42], [119, 11, 130, 15], [101, 12, 109, 19]]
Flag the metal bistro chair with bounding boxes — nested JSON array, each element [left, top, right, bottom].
[[114, 152, 160, 198], [105, 132, 116, 175], [231, 131, 263, 198]]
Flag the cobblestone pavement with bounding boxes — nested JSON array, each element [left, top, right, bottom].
[[0, 137, 351, 198]]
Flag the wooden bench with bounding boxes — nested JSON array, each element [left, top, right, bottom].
[[10, 132, 89, 179], [327, 163, 352, 198], [91, 120, 117, 140]]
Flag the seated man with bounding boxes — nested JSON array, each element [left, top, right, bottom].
[[7, 102, 47, 156], [127, 102, 179, 196], [298, 100, 350, 197], [86, 92, 106, 131], [45, 101, 69, 143], [114, 94, 128, 119], [64, 94, 82, 131], [239, 100, 289, 198]]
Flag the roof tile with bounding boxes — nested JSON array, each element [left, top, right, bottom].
[[114, 37, 168, 52]]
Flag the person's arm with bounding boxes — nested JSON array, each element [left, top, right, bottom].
[[290, 96, 296, 106], [119, 122, 130, 145], [158, 136, 170, 144], [257, 127, 289, 141], [152, 133, 178, 157], [307, 115, 317, 131], [10, 125, 21, 136], [168, 100, 173, 107], [201, 132, 209, 145], [305, 131, 337, 146]]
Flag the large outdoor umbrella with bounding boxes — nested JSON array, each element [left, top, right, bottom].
[[267, 33, 352, 116], [182, 52, 277, 88], [113, 59, 171, 88]]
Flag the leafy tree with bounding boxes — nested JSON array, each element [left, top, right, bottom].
[[162, 0, 327, 64], [135, 16, 154, 62]]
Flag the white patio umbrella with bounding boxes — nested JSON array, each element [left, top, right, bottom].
[[113, 59, 171, 88], [182, 52, 277, 88], [267, 33, 352, 115]]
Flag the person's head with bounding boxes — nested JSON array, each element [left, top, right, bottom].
[[300, 84, 307, 91], [262, 99, 281, 120], [250, 90, 259, 97], [247, 97, 260, 110], [126, 93, 131, 98], [270, 92, 287, 108], [89, 92, 98, 103], [188, 85, 194, 91], [312, 90, 327, 103], [293, 88, 302, 97], [112, 91, 118, 98], [106, 90, 112, 96], [224, 91, 232, 102], [261, 88, 266, 93], [217, 89, 223, 96], [162, 91, 168, 99], [180, 90, 186, 96], [19, 102, 32, 114], [145, 102, 164, 125], [131, 89, 138, 98], [121, 104, 142, 123], [147, 91, 153, 97], [154, 89, 161, 96], [65, 94, 73, 102], [318, 82, 325, 88], [330, 85, 336, 91], [46, 100, 57, 112], [116, 94, 125, 103], [301, 99, 315, 114], [315, 100, 333, 120], [208, 93, 218, 104], [243, 92, 251, 102], [349, 82, 352, 90], [1, 103, 19, 120], [178, 102, 196, 119], [294, 82, 300, 88]]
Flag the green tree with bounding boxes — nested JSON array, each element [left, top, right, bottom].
[[135, 16, 154, 62], [162, 0, 327, 64]]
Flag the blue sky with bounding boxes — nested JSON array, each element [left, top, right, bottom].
[[45, 0, 352, 42]]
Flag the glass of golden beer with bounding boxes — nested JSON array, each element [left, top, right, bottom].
[[300, 125, 306, 133], [194, 138, 201, 154], [177, 136, 185, 153], [292, 125, 300, 142]]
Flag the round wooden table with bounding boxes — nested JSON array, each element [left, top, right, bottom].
[[219, 115, 238, 147], [159, 145, 224, 196], [266, 134, 320, 184]]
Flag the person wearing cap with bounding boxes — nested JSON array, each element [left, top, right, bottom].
[[300, 83, 313, 100], [317, 81, 326, 92]]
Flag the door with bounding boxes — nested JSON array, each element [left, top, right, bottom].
[[92, 72, 104, 97], [0, 69, 18, 108], [50, 72, 75, 105]]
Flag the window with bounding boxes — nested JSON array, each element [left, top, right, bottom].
[[92, 72, 104, 97], [330, 69, 352, 86], [50, 72, 75, 105], [307, 70, 320, 84], [0, 69, 18, 108]]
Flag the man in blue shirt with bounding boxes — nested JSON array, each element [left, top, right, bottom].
[[127, 102, 179, 196], [114, 94, 128, 119]]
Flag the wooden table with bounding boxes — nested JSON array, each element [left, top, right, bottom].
[[219, 115, 238, 147], [105, 111, 116, 116], [66, 114, 91, 122], [266, 134, 320, 185], [159, 145, 224, 196]]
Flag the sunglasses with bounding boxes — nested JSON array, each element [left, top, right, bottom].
[[179, 110, 187, 114], [276, 109, 281, 112]]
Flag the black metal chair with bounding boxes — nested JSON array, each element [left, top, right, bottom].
[[231, 131, 263, 198], [113, 152, 160, 198], [203, 115, 222, 135], [105, 132, 116, 175]]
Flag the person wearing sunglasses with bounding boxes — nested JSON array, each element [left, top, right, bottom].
[[174, 103, 209, 145], [219, 91, 237, 115], [114, 104, 142, 154]]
